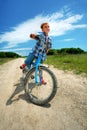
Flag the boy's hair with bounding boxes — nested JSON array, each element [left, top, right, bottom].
[[40, 22, 49, 29]]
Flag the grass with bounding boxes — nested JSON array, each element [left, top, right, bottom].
[[0, 58, 15, 65], [44, 54, 87, 76]]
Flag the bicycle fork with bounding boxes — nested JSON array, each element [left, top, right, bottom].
[[35, 56, 42, 84]]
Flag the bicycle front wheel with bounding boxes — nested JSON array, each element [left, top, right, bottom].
[[24, 66, 57, 105]]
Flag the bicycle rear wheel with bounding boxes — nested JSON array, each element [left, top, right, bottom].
[[24, 66, 57, 105]]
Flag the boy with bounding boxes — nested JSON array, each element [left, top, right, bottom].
[[20, 22, 52, 70]]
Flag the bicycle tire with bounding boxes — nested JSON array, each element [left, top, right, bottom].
[[24, 66, 57, 105]]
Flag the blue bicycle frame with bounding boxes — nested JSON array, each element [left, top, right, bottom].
[[35, 53, 42, 84]]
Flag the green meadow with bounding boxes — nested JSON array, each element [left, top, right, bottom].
[[45, 54, 87, 76]]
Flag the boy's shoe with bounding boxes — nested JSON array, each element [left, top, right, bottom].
[[42, 79, 47, 85], [20, 64, 26, 69]]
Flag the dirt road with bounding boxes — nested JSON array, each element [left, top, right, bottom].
[[0, 58, 87, 130]]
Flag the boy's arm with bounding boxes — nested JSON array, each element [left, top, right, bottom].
[[46, 48, 50, 54], [30, 34, 41, 40], [30, 34, 42, 42], [46, 39, 52, 54]]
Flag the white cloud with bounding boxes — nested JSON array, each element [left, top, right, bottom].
[[0, 10, 87, 49], [59, 38, 75, 42]]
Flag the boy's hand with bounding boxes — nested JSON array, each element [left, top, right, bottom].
[[30, 34, 36, 39]]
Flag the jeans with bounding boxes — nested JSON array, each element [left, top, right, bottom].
[[24, 52, 35, 69]]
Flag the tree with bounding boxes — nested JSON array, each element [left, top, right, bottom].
[[0, 52, 21, 58]]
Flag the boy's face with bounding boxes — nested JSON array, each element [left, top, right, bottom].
[[42, 24, 50, 35]]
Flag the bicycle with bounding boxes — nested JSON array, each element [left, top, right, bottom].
[[22, 36, 57, 106]]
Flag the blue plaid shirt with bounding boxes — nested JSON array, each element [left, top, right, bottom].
[[31, 32, 52, 61]]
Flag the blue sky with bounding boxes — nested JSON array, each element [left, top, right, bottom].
[[0, 0, 87, 56]]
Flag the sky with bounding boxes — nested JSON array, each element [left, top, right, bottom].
[[0, 0, 87, 56]]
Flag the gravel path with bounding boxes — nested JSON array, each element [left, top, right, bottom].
[[0, 58, 87, 130]]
